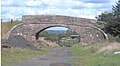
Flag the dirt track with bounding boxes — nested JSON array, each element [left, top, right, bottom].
[[3, 47, 74, 66]]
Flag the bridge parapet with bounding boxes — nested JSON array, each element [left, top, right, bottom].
[[22, 15, 96, 26]]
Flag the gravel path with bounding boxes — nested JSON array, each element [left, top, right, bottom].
[[4, 47, 73, 66]]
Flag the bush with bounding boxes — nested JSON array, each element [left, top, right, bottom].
[[115, 38, 120, 43], [58, 39, 79, 47], [108, 34, 120, 43]]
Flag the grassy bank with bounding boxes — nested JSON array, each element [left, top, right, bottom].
[[1, 21, 21, 37], [70, 42, 120, 66], [2, 47, 52, 63]]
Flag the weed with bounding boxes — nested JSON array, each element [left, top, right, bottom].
[[70, 43, 120, 66]]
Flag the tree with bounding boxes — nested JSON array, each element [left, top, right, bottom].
[[96, 0, 120, 37], [112, 0, 120, 21]]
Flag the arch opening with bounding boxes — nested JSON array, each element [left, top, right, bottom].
[[35, 26, 80, 47]]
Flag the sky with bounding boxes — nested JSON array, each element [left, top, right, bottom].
[[1, 0, 118, 20], [46, 27, 68, 30], [1, 0, 118, 30]]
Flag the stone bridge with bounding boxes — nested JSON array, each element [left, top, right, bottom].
[[8, 15, 107, 47]]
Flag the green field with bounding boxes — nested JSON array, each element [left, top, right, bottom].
[[70, 42, 120, 66]]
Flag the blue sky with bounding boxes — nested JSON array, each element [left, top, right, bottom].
[[46, 27, 68, 30], [1, 0, 118, 20]]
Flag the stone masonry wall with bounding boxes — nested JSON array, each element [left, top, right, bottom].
[[8, 15, 107, 47]]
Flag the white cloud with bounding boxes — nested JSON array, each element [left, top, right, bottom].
[[22, 8, 36, 15], [1, 0, 14, 5], [24, 0, 42, 6], [38, 10, 48, 14], [1, 0, 119, 20], [36, 7, 98, 19]]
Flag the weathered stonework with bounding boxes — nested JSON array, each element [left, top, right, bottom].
[[8, 15, 107, 46]]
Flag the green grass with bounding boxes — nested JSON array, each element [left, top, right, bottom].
[[1, 21, 21, 37], [58, 39, 79, 47], [70, 43, 120, 66], [1, 47, 51, 63]]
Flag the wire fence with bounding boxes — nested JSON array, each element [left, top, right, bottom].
[[1, 18, 22, 22]]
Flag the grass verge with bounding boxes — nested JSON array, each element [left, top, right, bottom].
[[1, 21, 21, 37], [2, 47, 52, 63], [70, 42, 120, 66]]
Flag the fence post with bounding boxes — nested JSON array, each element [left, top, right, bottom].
[[11, 19, 13, 24], [1, 19, 2, 23]]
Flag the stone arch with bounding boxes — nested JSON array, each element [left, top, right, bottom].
[[7, 15, 108, 48]]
